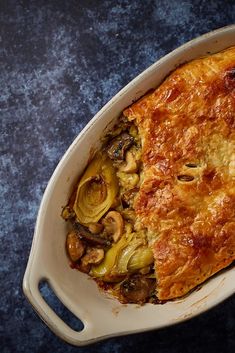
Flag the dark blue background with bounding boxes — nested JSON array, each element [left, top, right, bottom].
[[1, 1, 235, 352]]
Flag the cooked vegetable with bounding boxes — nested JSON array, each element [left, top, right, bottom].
[[91, 233, 133, 279], [66, 231, 85, 262], [107, 132, 134, 160], [102, 211, 124, 242], [88, 223, 104, 234], [120, 275, 155, 304], [77, 260, 91, 274], [62, 206, 75, 221], [121, 188, 138, 208], [81, 248, 104, 266], [119, 151, 138, 173], [139, 266, 151, 275], [124, 222, 133, 234], [128, 247, 154, 272], [73, 153, 119, 224], [121, 209, 136, 223], [117, 172, 139, 189], [117, 239, 143, 274], [129, 124, 138, 138], [74, 222, 110, 247], [64, 119, 156, 303]]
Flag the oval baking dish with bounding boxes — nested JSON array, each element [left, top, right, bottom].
[[23, 25, 235, 346]]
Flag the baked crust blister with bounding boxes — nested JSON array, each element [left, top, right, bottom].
[[124, 46, 235, 300]]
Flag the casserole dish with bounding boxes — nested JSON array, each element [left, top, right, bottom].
[[23, 25, 235, 346]]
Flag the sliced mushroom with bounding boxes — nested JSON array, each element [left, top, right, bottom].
[[77, 261, 91, 274], [102, 211, 124, 243], [120, 275, 155, 304], [81, 248, 104, 266], [66, 230, 86, 262], [107, 132, 134, 161], [88, 223, 104, 234], [73, 221, 111, 247], [119, 151, 138, 173]]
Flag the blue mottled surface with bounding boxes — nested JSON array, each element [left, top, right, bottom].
[[1, 0, 235, 352]]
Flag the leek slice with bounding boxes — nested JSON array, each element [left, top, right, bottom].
[[73, 153, 118, 225], [128, 247, 154, 272], [117, 239, 143, 274], [90, 233, 133, 278]]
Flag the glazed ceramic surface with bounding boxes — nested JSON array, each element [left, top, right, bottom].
[[23, 25, 235, 346]]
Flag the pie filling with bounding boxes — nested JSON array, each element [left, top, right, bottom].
[[62, 117, 158, 304]]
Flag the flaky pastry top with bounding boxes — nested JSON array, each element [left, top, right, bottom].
[[124, 46, 235, 300]]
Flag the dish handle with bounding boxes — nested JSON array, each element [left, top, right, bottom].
[[23, 270, 96, 346]]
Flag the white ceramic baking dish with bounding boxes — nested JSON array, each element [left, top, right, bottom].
[[23, 25, 235, 346]]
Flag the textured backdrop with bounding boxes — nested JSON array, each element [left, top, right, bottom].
[[1, 1, 235, 352]]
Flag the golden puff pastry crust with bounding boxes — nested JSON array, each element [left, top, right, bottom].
[[124, 46, 235, 300]]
